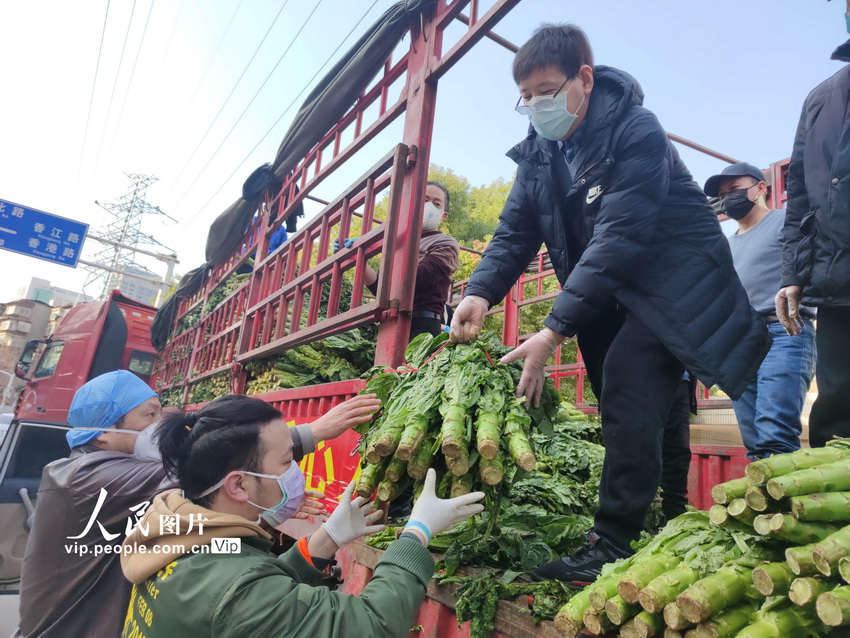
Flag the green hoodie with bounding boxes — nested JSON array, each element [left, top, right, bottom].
[[120, 489, 434, 638]]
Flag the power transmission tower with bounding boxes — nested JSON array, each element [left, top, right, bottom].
[[81, 173, 179, 304]]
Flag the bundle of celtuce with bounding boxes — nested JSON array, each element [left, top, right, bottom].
[[553, 511, 780, 638], [364, 391, 600, 638], [186, 372, 230, 404], [354, 331, 560, 507], [559, 442, 850, 637], [707, 441, 850, 634]]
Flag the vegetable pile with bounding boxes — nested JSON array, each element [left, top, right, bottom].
[[244, 327, 377, 394], [186, 372, 230, 404], [202, 271, 250, 316], [175, 305, 201, 335], [354, 331, 560, 508], [429, 405, 605, 576], [363, 353, 605, 638], [559, 442, 850, 637]]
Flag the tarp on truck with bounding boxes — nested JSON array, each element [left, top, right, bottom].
[[153, 0, 438, 349]]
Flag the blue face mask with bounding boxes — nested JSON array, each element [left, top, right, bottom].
[[522, 80, 586, 141], [846, 11, 850, 33]]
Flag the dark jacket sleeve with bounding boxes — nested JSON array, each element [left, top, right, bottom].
[[545, 109, 671, 337], [212, 538, 434, 637], [780, 101, 811, 289], [463, 174, 543, 305]]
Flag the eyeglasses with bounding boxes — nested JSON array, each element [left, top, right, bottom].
[[515, 78, 570, 115]]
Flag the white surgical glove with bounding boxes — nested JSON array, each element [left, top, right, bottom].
[[321, 481, 385, 548], [403, 468, 485, 543]]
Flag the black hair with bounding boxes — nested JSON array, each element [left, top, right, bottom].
[[512, 24, 594, 85], [158, 395, 282, 507], [427, 181, 450, 213]]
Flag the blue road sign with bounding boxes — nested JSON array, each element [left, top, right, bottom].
[[0, 199, 88, 268]]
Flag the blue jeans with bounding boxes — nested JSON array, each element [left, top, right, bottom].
[[732, 319, 816, 460]]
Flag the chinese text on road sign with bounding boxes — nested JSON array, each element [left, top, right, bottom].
[[0, 199, 88, 267]]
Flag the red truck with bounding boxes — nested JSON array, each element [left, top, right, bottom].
[[13, 291, 157, 423], [0, 1, 783, 626]]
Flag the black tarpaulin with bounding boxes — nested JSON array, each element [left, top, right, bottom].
[[272, 0, 438, 179], [150, 265, 206, 351]]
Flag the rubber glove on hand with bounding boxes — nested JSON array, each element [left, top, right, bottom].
[[403, 468, 485, 543], [321, 481, 385, 548], [775, 285, 803, 336], [500, 327, 563, 408], [449, 295, 489, 343], [332, 237, 357, 254]]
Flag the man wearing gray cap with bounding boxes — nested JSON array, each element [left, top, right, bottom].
[[704, 163, 816, 459]]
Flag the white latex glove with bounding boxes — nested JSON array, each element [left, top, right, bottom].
[[775, 285, 804, 336], [500, 328, 564, 408], [321, 481, 385, 547], [449, 295, 489, 343], [403, 468, 485, 543]]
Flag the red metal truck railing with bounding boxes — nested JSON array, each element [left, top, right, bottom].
[[238, 146, 407, 361], [154, 0, 524, 405], [157, 0, 787, 411]]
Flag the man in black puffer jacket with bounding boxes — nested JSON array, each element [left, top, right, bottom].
[[449, 24, 770, 584], [776, 35, 850, 447]]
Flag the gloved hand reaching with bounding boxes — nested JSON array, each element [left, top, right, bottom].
[[448, 295, 489, 343], [332, 237, 358, 253], [500, 327, 564, 408], [403, 468, 485, 544], [321, 481, 385, 548]]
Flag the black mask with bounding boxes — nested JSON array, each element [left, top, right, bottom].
[[719, 188, 756, 220]]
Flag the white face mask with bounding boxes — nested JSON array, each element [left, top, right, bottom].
[[66, 422, 163, 460], [422, 201, 443, 231], [133, 422, 162, 462]]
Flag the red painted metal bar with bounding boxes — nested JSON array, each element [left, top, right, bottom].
[[666, 133, 741, 165], [453, 12, 519, 52], [767, 158, 790, 210], [237, 146, 407, 362], [372, 8, 441, 367], [263, 51, 411, 243], [429, 0, 522, 81]]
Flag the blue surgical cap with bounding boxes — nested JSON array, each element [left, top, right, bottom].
[[66, 370, 157, 449]]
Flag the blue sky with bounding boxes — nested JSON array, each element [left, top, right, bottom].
[[0, 0, 845, 302]]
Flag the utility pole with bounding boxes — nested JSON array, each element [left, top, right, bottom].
[[82, 173, 179, 305]]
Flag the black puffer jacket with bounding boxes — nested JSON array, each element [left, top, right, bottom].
[[465, 66, 770, 400], [781, 41, 850, 306]]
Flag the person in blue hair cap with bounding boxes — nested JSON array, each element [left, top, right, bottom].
[[65, 369, 160, 449], [15, 370, 382, 638], [16, 370, 172, 638]]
